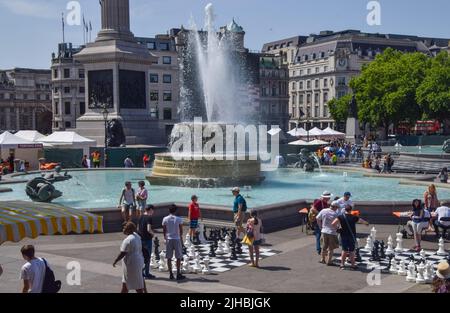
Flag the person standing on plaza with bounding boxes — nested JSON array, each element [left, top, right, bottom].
[[118, 181, 136, 222], [188, 195, 202, 241], [336, 191, 354, 214], [424, 184, 439, 232], [138, 205, 155, 280], [20, 245, 47, 293], [162, 205, 185, 281], [231, 187, 248, 239], [113, 222, 145, 293], [309, 191, 332, 255], [332, 205, 369, 269], [124, 156, 134, 168], [91, 150, 101, 168], [143, 154, 150, 168], [136, 181, 148, 218], [316, 201, 339, 266], [81, 155, 89, 168], [246, 210, 263, 268], [7, 152, 15, 173], [406, 199, 430, 251], [437, 167, 448, 184]]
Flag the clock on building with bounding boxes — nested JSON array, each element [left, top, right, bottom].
[[337, 58, 348, 69]]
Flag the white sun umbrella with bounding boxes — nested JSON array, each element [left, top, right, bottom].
[[287, 127, 308, 137], [308, 139, 329, 145], [267, 127, 282, 136], [322, 127, 345, 138], [306, 127, 326, 137], [288, 139, 309, 146]]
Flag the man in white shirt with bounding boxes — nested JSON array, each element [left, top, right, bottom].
[[20, 245, 46, 293], [316, 201, 340, 265], [162, 205, 185, 281], [337, 192, 354, 214], [433, 204, 450, 238]]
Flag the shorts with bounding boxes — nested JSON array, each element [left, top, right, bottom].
[[253, 239, 262, 247], [340, 236, 356, 252], [234, 212, 244, 228], [410, 221, 428, 234], [121, 203, 135, 213], [321, 233, 339, 251], [190, 219, 198, 229], [166, 239, 182, 260], [137, 200, 147, 212]]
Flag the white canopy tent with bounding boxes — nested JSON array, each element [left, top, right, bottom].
[[40, 131, 97, 155], [287, 127, 308, 137], [322, 127, 345, 138], [306, 127, 326, 137], [288, 139, 309, 146], [0, 132, 43, 170], [308, 139, 329, 145], [267, 127, 282, 136], [15, 130, 46, 142]]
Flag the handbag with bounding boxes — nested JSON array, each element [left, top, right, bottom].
[[242, 234, 254, 246]]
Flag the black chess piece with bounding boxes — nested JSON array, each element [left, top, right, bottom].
[[154, 237, 160, 261], [387, 254, 394, 270], [371, 241, 380, 261], [182, 245, 187, 255], [409, 254, 415, 264], [380, 241, 386, 259], [355, 248, 362, 263], [203, 226, 208, 241], [236, 239, 243, 254], [193, 231, 201, 245], [230, 244, 238, 260], [208, 243, 216, 257], [231, 229, 237, 242]]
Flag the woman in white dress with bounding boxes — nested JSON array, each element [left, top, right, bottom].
[[113, 222, 145, 293]]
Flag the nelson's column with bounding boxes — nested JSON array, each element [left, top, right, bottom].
[[74, 0, 165, 145]]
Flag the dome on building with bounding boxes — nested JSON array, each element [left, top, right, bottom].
[[227, 18, 244, 33]]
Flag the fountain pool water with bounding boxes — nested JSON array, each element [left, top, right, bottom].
[[388, 145, 445, 155], [1, 169, 449, 209]]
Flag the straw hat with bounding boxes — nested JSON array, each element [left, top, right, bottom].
[[436, 261, 450, 279]]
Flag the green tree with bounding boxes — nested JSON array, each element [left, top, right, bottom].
[[350, 48, 428, 138], [416, 51, 450, 120], [328, 94, 352, 122]]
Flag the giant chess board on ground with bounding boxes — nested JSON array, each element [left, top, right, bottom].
[[332, 228, 450, 284], [150, 226, 281, 275]]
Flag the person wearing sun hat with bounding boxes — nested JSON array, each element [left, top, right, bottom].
[[310, 191, 332, 255], [432, 261, 450, 293]]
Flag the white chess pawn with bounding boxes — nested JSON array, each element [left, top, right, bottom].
[[202, 257, 211, 275], [415, 262, 426, 284], [364, 235, 373, 250], [420, 249, 427, 259], [386, 236, 395, 255], [370, 227, 377, 241], [437, 237, 447, 256], [184, 234, 192, 248], [158, 251, 166, 272], [182, 255, 190, 274], [397, 260, 407, 276], [395, 232, 404, 253], [425, 262, 434, 283], [406, 260, 417, 282], [216, 241, 225, 254], [150, 253, 157, 269], [390, 258, 398, 274], [193, 256, 202, 273]]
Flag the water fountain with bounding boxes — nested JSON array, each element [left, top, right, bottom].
[[148, 3, 265, 188]]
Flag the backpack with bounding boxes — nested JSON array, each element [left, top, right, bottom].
[[41, 259, 61, 293]]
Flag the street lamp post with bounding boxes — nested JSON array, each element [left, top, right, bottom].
[[101, 105, 109, 168]]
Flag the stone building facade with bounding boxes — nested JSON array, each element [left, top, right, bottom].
[[0, 68, 52, 133], [51, 43, 85, 131]]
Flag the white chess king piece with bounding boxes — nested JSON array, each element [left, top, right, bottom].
[[390, 258, 398, 274], [415, 262, 426, 284], [437, 237, 447, 256], [395, 232, 404, 253], [202, 257, 211, 275], [406, 260, 417, 282], [386, 236, 395, 255], [364, 235, 373, 250], [198, 223, 207, 244], [397, 260, 407, 276], [370, 227, 377, 241]]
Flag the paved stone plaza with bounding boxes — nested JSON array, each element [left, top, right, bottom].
[[1, 224, 443, 293]]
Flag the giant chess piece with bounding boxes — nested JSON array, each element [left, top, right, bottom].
[[158, 251, 167, 272], [216, 240, 225, 255], [406, 260, 417, 282], [424, 262, 433, 284], [364, 235, 373, 250], [385, 236, 394, 255], [415, 261, 426, 284], [230, 244, 238, 261], [370, 227, 377, 241], [395, 232, 404, 253], [188, 246, 196, 260], [397, 260, 407, 276], [236, 239, 243, 254], [437, 237, 447, 256], [193, 255, 202, 273], [199, 223, 208, 244], [154, 237, 160, 261], [224, 235, 231, 254], [419, 249, 427, 260], [202, 257, 211, 275], [389, 256, 398, 274], [184, 233, 191, 248], [380, 241, 386, 259], [355, 248, 362, 263], [208, 243, 216, 257], [182, 255, 190, 274]]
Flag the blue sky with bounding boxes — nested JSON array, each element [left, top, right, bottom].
[[0, 0, 449, 69]]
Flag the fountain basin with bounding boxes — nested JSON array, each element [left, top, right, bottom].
[[147, 153, 265, 187]]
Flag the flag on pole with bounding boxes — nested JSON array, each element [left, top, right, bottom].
[[62, 12, 65, 43], [89, 21, 92, 31]]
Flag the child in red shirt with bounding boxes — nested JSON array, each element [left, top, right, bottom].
[[188, 195, 202, 240]]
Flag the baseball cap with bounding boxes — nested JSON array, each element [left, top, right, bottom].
[[231, 187, 240, 193], [344, 192, 352, 197]]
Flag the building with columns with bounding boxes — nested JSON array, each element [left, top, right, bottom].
[[51, 43, 85, 131], [264, 30, 450, 132], [0, 68, 52, 133]]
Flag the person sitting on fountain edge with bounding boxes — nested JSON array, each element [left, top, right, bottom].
[[232, 187, 247, 239]]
